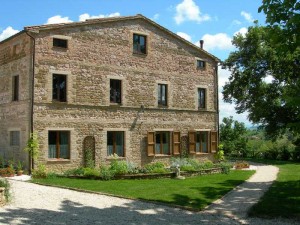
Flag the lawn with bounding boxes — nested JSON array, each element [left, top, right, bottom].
[[33, 170, 254, 211], [249, 160, 300, 219]]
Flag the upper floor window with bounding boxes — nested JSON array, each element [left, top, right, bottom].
[[12, 75, 19, 101], [53, 38, 68, 48], [198, 88, 206, 109], [110, 79, 122, 104], [53, 74, 67, 102], [158, 84, 167, 106], [197, 60, 206, 69], [133, 34, 147, 54], [10, 131, 20, 146], [48, 131, 70, 159], [107, 131, 125, 157]]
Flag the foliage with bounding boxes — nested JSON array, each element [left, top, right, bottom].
[[223, 0, 300, 137], [83, 167, 100, 178], [170, 157, 217, 171], [110, 160, 128, 175], [33, 170, 254, 211], [63, 167, 85, 176], [217, 161, 233, 174], [17, 161, 23, 171], [0, 167, 15, 177], [32, 164, 47, 179], [24, 132, 40, 161], [84, 148, 95, 168], [0, 178, 11, 202], [144, 162, 167, 173], [220, 117, 248, 156], [215, 144, 225, 161], [249, 160, 300, 219], [235, 161, 250, 169], [99, 165, 115, 180]]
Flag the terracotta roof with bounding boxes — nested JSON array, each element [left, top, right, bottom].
[[4, 14, 220, 62]]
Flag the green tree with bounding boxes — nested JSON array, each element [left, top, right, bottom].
[[220, 116, 248, 156], [222, 0, 300, 136]]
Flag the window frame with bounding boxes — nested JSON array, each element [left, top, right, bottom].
[[53, 38, 68, 49], [198, 88, 206, 109], [10, 131, 20, 146], [196, 59, 206, 69], [158, 83, 168, 107], [195, 131, 209, 153], [107, 131, 125, 157], [133, 33, 147, 55], [48, 130, 70, 159], [52, 74, 67, 102], [12, 75, 19, 101], [110, 79, 122, 104]]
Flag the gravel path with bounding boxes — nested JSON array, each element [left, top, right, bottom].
[[0, 164, 298, 225]]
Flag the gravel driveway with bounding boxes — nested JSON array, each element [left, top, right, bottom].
[[0, 164, 298, 225]]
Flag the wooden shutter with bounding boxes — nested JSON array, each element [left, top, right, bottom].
[[172, 131, 181, 155], [147, 131, 155, 156], [210, 131, 218, 153], [188, 131, 196, 154]]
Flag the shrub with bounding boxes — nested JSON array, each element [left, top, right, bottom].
[[0, 167, 15, 177], [144, 162, 167, 174], [100, 165, 115, 180], [215, 145, 225, 161], [217, 162, 233, 174], [110, 160, 128, 175], [63, 167, 85, 176], [0, 178, 11, 202], [84, 148, 95, 168], [32, 164, 47, 179], [126, 161, 139, 174], [46, 172, 59, 179], [83, 167, 100, 178], [180, 165, 196, 172]]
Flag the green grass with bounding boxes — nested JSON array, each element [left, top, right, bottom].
[[33, 170, 254, 210], [248, 160, 300, 219]]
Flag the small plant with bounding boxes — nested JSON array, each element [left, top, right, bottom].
[[63, 167, 85, 176], [84, 148, 95, 168], [24, 132, 40, 170], [110, 160, 128, 175], [0, 178, 11, 202], [16, 161, 24, 176], [215, 144, 225, 162], [144, 162, 167, 174], [218, 162, 233, 174], [235, 161, 250, 169], [32, 164, 47, 179], [83, 167, 100, 178], [0, 167, 15, 177], [100, 165, 115, 180]]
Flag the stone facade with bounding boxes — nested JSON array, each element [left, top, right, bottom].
[[0, 15, 219, 172]]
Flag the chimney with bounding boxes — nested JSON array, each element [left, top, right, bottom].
[[200, 40, 204, 49]]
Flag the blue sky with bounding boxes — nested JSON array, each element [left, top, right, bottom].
[[0, 0, 267, 126]]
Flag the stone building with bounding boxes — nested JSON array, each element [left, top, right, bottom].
[[0, 14, 219, 171]]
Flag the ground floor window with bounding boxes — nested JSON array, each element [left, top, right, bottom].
[[155, 131, 170, 155], [107, 131, 124, 157], [48, 131, 70, 159], [10, 131, 20, 146], [196, 131, 209, 153]]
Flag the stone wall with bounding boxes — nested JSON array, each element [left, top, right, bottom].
[[30, 17, 218, 171], [0, 33, 32, 167]]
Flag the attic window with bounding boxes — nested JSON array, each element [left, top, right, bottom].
[[53, 38, 68, 48], [196, 60, 206, 69], [133, 34, 147, 54]]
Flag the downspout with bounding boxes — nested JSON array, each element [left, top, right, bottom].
[[25, 31, 36, 172], [215, 64, 220, 145]]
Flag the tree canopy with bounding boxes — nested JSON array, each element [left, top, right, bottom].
[[222, 0, 300, 136]]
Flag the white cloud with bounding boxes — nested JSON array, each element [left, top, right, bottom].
[[199, 33, 233, 51], [234, 27, 248, 37], [174, 0, 210, 24], [46, 15, 73, 24], [176, 32, 192, 42], [152, 13, 160, 21], [231, 19, 242, 26], [79, 12, 120, 21], [0, 26, 19, 41], [241, 11, 254, 23]]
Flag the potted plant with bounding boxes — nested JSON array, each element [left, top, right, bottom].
[[16, 161, 23, 176]]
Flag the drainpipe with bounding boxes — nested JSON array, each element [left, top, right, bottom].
[[215, 64, 220, 145], [25, 31, 36, 173]]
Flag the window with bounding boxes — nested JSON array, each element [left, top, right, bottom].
[[158, 84, 167, 106], [198, 88, 206, 109], [189, 131, 217, 154], [196, 131, 209, 153], [53, 38, 68, 48], [133, 34, 147, 54], [107, 131, 124, 157], [53, 74, 67, 102], [12, 75, 19, 101], [10, 131, 20, 146], [110, 79, 122, 104], [197, 60, 206, 69], [155, 131, 170, 155], [147, 131, 180, 156], [48, 131, 70, 159]]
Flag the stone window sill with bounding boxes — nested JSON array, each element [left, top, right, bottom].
[[47, 159, 71, 163]]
